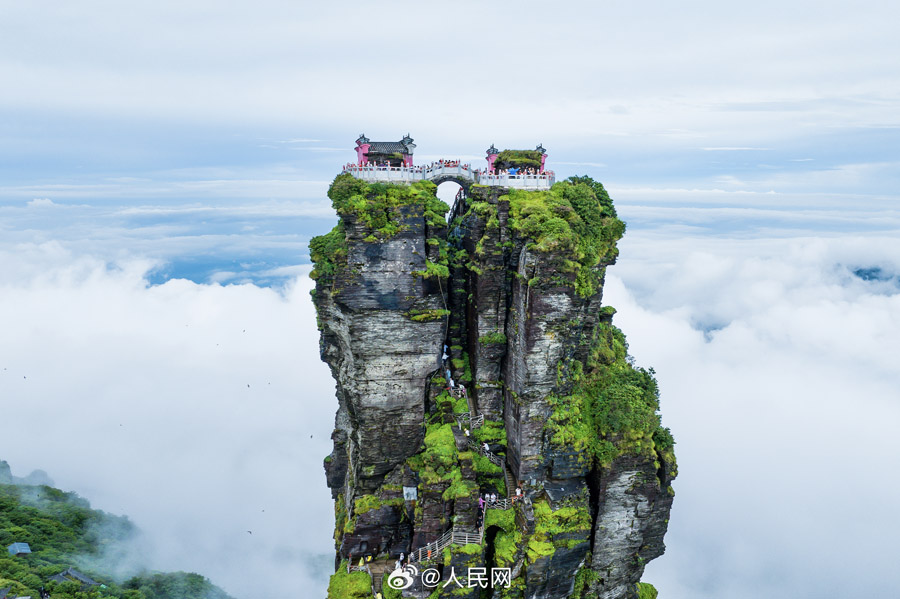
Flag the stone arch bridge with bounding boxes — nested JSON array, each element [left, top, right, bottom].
[[342, 162, 555, 191]]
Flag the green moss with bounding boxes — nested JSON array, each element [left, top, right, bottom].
[[406, 309, 451, 322], [493, 527, 522, 567], [451, 393, 469, 413], [309, 221, 348, 282], [545, 320, 674, 469], [442, 472, 478, 501], [484, 507, 515, 531], [570, 559, 599, 599], [472, 420, 506, 447], [503, 177, 625, 297], [310, 174, 450, 285], [471, 452, 502, 476], [653, 425, 678, 477], [448, 351, 473, 384], [414, 259, 450, 280], [495, 149, 543, 171], [311, 175, 448, 282], [637, 582, 659, 599], [327, 562, 372, 599], [526, 499, 591, 562], [331, 175, 446, 238], [478, 331, 507, 345], [383, 582, 403, 599], [353, 493, 404, 516], [407, 423, 459, 485], [334, 494, 348, 544], [525, 536, 555, 562]]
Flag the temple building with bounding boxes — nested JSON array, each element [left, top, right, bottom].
[[354, 133, 416, 166]]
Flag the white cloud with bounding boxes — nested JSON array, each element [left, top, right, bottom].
[[604, 234, 900, 599], [0, 0, 897, 146], [27, 197, 56, 207], [698, 147, 771, 151], [0, 246, 336, 598], [5, 229, 899, 599]]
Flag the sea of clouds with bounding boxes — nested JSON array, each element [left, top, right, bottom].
[[608, 232, 900, 598], [2, 217, 899, 598], [0, 244, 336, 597]]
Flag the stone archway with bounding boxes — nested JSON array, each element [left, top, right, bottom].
[[430, 174, 473, 192]]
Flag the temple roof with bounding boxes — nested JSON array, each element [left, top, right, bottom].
[[356, 133, 416, 155], [49, 567, 98, 586], [367, 141, 409, 154], [6, 542, 30, 555]]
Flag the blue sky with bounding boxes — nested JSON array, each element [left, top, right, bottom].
[[1, 1, 899, 598]]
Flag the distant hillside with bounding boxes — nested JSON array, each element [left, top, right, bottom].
[[0, 468, 233, 599]]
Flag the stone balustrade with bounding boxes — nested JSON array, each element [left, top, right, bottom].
[[342, 163, 555, 190]]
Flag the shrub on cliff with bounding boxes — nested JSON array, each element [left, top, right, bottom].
[[504, 176, 625, 297], [309, 221, 347, 282], [326, 562, 372, 599], [311, 174, 450, 282], [494, 149, 543, 171], [546, 320, 676, 469], [328, 174, 447, 238]]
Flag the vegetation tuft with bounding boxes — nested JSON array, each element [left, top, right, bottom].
[[503, 176, 624, 297], [310, 174, 450, 282]]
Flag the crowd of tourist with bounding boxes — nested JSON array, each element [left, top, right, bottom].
[[482, 166, 554, 178], [343, 159, 473, 172], [342, 160, 555, 183]]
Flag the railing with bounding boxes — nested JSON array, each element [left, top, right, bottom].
[[342, 163, 555, 189], [452, 527, 484, 545], [474, 172, 556, 189], [456, 412, 484, 430], [468, 438, 504, 466], [486, 497, 512, 510], [408, 525, 484, 565]]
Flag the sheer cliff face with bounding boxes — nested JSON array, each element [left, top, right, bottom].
[[312, 175, 677, 599]]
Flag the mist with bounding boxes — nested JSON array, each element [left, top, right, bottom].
[[0, 244, 336, 598], [608, 233, 900, 598], [3, 229, 898, 599]]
